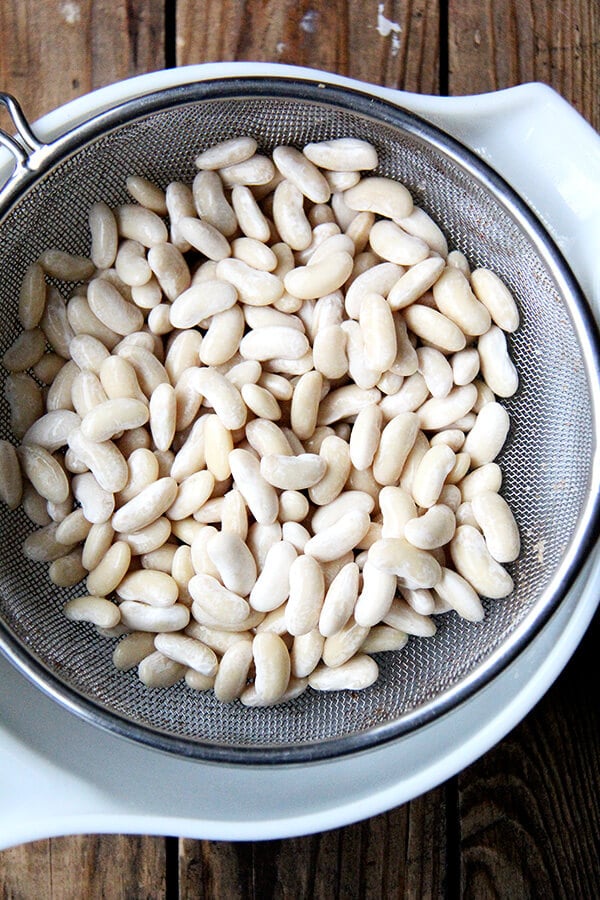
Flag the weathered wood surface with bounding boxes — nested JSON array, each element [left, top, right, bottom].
[[0, 1, 598, 897]]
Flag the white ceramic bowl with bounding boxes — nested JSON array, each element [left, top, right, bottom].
[[0, 63, 598, 846]]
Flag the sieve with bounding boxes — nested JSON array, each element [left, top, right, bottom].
[[0, 76, 598, 766]]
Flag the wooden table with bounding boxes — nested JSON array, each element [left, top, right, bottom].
[[0, 2, 598, 896]]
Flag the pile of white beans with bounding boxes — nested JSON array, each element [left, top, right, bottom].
[[0, 135, 521, 705]]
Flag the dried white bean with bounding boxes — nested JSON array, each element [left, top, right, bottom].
[[403, 304, 466, 353], [308, 654, 378, 691], [471, 491, 520, 563], [286, 554, 325, 636], [471, 268, 520, 332], [304, 509, 371, 562], [433, 266, 491, 336], [64, 595, 120, 629], [0, 440, 23, 509], [114, 204, 168, 247], [404, 504, 456, 549], [86, 540, 131, 597], [229, 448, 279, 525], [18, 261, 46, 330], [344, 176, 412, 219], [478, 325, 519, 397], [272, 179, 312, 251], [463, 401, 510, 467], [120, 601, 190, 633], [284, 251, 353, 301]]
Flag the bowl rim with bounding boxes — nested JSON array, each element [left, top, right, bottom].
[[1, 74, 599, 765]]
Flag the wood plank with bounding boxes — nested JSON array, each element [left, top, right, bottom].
[[179, 787, 448, 898], [176, 0, 440, 93], [448, 0, 599, 128], [457, 620, 600, 898], [0, 0, 165, 123], [0, 835, 167, 900]]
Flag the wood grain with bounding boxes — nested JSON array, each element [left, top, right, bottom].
[[179, 787, 448, 898], [457, 619, 600, 900], [0, 0, 165, 124], [0, 835, 167, 900], [448, 0, 600, 127], [176, 0, 440, 93]]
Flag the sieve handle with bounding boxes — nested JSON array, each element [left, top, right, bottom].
[[0, 93, 45, 171]]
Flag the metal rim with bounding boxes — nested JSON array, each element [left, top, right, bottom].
[[1, 76, 599, 765]]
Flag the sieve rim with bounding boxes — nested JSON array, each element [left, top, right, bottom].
[[0, 76, 599, 765]]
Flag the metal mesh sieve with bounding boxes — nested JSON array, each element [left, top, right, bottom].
[[0, 78, 598, 764]]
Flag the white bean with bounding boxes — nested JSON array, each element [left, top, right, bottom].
[[138, 651, 186, 687], [463, 402, 510, 467], [272, 179, 312, 251], [308, 654, 379, 691], [433, 266, 491, 336], [39, 248, 95, 282], [0, 440, 22, 509], [471, 268, 520, 332], [87, 278, 144, 336], [369, 220, 430, 266], [207, 531, 257, 596], [86, 540, 131, 596], [3, 327, 46, 372], [251, 632, 291, 704], [17, 444, 70, 504], [195, 136, 257, 170], [273, 145, 330, 203], [404, 504, 456, 550], [18, 261, 47, 330], [303, 138, 378, 172], [304, 509, 371, 562], [344, 176, 413, 219], [115, 239, 152, 287], [231, 184, 271, 241], [260, 453, 326, 491], [471, 491, 520, 563], [417, 346, 453, 399], [383, 597, 437, 636], [126, 174, 167, 214], [394, 207, 449, 257], [114, 203, 168, 247], [417, 384, 478, 431], [113, 476, 178, 532], [368, 538, 441, 589], [120, 601, 190, 633], [478, 325, 519, 397], [64, 595, 120, 629], [372, 412, 419, 486], [154, 633, 218, 676], [214, 640, 254, 702], [403, 304, 466, 353], [354, 560, 397, 627], [285, 554, 325, 636], [112, 632, 157, 670], [284, 251, 354, 301], [166, 470, 215, 521], [229, 448, 279, 525], [411, 444, 456, 509], [450, 524, 514, 598], [81, 397, 149, 442], [189, 573, 251, 627]]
